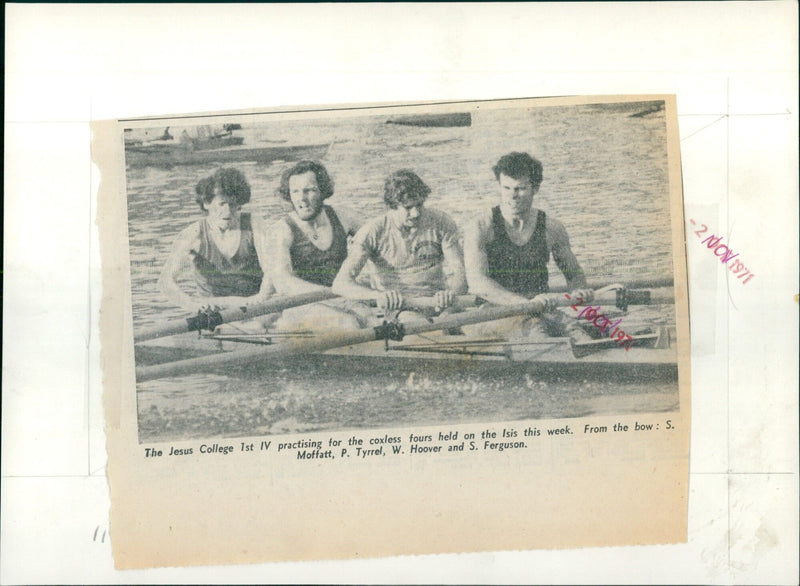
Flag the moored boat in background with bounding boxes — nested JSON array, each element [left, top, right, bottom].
[[124, 124, 329, 168], [386, 112, 472, 127], [125, 141, 330, 168]]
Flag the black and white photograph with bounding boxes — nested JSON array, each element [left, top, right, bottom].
[[126, 96, 687, 444]]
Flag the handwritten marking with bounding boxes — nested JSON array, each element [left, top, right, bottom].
[[93, 525, 107, 543], [688, 219, 754, 284]]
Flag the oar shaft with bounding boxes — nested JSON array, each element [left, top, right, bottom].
[[135, 296, 554, 382], [135, 291, 479, 343], [134, 290, 339, 343], [549, 276, 675, 293], [136, 324, 382, 382], [134, 277, 672, 344]]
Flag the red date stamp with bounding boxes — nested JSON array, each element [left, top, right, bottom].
[[565, 294, 632, 350], [689, 219, 754, 284]]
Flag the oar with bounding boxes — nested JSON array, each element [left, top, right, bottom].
[[135, 288, 670, 382], [134, 290, 339, 343], [135, 297, 551, 381], [550, 276, 675, 293], [135, 292, 483, 343], [134, 275, 672, 345]]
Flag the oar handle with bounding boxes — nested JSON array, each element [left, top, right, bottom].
[[584, 288, 674, 309]]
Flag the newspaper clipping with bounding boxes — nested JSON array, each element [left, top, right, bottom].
[[97, 95, 691, 569]]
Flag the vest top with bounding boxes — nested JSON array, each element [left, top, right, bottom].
[[192, 213, 263, 297], [485, 206, 549, 296], [286, 206, 348, 287]]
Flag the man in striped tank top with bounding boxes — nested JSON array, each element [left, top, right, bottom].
[[159, 167, 273, 314]]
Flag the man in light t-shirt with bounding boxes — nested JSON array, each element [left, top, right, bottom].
[[332, 169, 467, 318]]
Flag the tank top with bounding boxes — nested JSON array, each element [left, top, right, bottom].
[[286, 206, 348, 287], [485, 206, 549, 296], [191, 213, 263, 297]]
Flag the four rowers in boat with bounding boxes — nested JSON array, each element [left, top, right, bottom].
[[161, 153, 590, 336]]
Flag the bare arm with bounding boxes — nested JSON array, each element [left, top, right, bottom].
[[158, 222, 214, 311], [440, 220, 468, 295], [548, 218, 587, 290], [249, 214, 275, 302], [464, 213, 529, 305], [270, 218, 330, 296], [331, 227, 381, 302]]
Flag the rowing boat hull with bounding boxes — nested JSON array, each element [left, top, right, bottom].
[[125, 142, 329, 168], [135, 326, 678, 381]]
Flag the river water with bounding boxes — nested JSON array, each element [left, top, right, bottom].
[[126, 100, 680, 442]]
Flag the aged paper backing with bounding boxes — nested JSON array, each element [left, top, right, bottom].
[[98, 95, 690, 569]]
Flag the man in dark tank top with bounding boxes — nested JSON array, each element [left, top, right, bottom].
[[464, 152, 591, 336], [270, 160, 365, 331], [159, 167, 273, 315]]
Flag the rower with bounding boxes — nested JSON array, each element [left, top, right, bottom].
[[332, 169, 467, 323], [463, 152, 592, 336], [159, 167, 274, 326], [270, 160, 364, 330]]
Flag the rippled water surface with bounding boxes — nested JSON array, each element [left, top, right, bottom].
[[127, 101, 680, 442]]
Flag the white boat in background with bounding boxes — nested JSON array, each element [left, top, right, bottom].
[[124, 124, 328, 168]]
